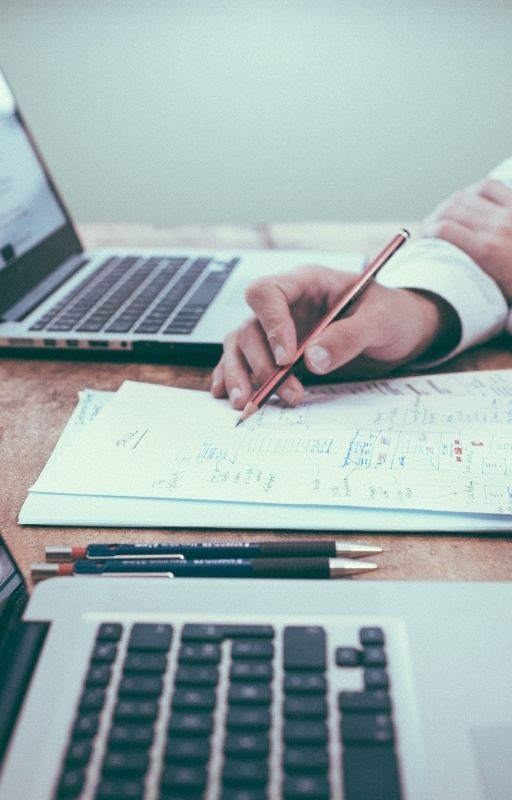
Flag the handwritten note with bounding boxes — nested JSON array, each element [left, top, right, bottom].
[[31, 377, 512, 517]]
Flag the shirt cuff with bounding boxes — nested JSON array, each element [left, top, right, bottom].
[[378, 238, 509, 367], [505, 308, 512, 335]]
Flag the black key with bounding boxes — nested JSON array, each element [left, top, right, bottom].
[[284, 746, 329, 772], [283, 773, 330, 799], [284, 720, 328, 745], [85, 664, 112, 688], [181, 624, 224, 642], [133, 321, 162, 333], [232, 640, 274, 660], [95, 778, 144, 799], [283, 627, 326, 670], [172, 688, 216, 710], [230, 661, 273, 682], [47, 321, 75, 331], [182, 271, 230, 307], [72, 713, 100, 739], [160, 764, 207, 792], [97, 623, 123, 642], [224, 732, 269, 758], [102, 750, 149, 776], [364, 668, 390, 690], [108, 723, 154, 749], [165, 737, 210, 764], [75, 320, 104, 332], [339, 690, 392, 714], [114, 699, 159, 721], [226, 707, 271, 731], [64, 740, 93, 766], [56, 768, 86, 797], [127, 623, 172, 652], [228, 684, 272, 706], [343, 746, 402, 800], [284, 673, 326, 694], [162, 324, 195, 334], [91, 642, 118, 663], [335, 647, 361, 667], [362, 647, 387, 667], [175, 665, 219, 686], [103, 319, 136, 333], [221, 790, 267, 800], [360, 627, 385, 646], [223, 624, 274, 639], [168, 711, 213, 736], [341, 714, 394, 745], [284, 696, 327, 719], [123, 652, 167, 673], [223, 758, 268, 785], [118, 675, 163, 697], [179, 642, 221, 663], [79, 688, 106, 712]]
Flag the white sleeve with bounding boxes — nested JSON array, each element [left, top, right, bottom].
[[487, 158, 512, 336], [377, 156, 512, 367], [378, 238, 508, 367]]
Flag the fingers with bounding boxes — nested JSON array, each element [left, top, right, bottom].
[[210, 319, 304, 410], [478, 178, 512, 207], [422, 217, 483, 256], [302, 285, 444, 375], [244, 267, 328, 365], [303, 300, 376, 375]]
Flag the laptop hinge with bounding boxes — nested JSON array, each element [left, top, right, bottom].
[[0, 620, 49, 763], [1, 255, 87, 322]]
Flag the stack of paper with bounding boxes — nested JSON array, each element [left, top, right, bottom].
[[19, 370, 512, 532]]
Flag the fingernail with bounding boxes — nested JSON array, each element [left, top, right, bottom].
[[229, 386, 243, 404], [307, 345, 331, 373], [281, 388, 296, 405], [273, 344, 286, 365]]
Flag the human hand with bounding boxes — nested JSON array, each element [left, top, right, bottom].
[[210, 265, 459, 409], [421, 178, 512, 301]]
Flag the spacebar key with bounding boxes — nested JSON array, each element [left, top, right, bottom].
[[343, 746, 402, 800]]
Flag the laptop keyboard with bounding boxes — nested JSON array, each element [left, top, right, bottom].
[[53, 619, 403, 799], [29, 256, 239, 336]]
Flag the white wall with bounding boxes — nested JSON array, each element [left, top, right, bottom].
[[1, 0, 511, 226]]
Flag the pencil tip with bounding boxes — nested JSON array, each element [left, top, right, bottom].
[[235, 401, 258, 427]]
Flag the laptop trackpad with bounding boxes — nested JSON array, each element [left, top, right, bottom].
[[472, 725, 512, 800]]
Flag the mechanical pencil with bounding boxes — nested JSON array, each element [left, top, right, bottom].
[[45, 540, 383, 562], [32, 557, 378, 580]]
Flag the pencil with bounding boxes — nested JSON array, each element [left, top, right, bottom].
[[236, 229, 410, 426]]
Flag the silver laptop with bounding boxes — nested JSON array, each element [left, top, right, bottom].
[[0, 67, 362, 363], [0, 535, 510, 799]]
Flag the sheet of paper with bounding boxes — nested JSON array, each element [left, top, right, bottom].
[[307, 369, 512, 398], [29, 377, 512, 517]]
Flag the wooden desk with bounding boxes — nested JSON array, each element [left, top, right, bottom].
[[1, 222, 511, 585]]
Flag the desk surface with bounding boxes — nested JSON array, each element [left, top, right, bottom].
[[2, 222, 511, 585]]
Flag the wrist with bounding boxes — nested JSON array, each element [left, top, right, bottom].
[[405, 289, 462, 361]]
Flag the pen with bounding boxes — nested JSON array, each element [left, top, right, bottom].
[[45, 540, 383, 562], [31, 557, 377, 580], [236, 229, 410, 425]]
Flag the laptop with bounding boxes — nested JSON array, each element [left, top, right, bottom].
[[1, 534, 510, 800], [0, 67, 363, 363]]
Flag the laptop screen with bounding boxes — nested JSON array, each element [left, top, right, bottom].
[[0, 535, 26, 633], [0, 67, 81, 317], [0, 73, 67, 272]]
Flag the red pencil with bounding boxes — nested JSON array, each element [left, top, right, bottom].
[[236, 228, 410, 426]]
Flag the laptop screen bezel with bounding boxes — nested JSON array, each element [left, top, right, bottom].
[[0, 75, 83, 317]]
